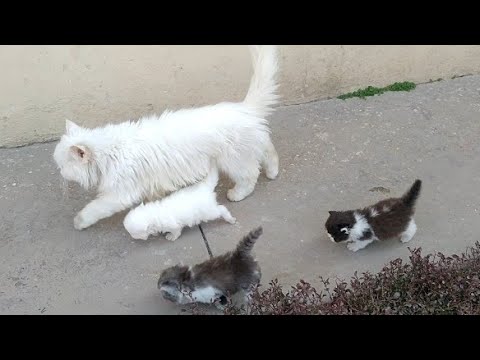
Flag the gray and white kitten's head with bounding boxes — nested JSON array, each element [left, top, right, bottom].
[[325, 210, 356, 243], [157, 227, 264, 306], [157, 265, 193, 304]]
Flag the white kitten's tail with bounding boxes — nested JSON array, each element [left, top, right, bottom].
[[243, 45, 280, 118], [204, 161, 219, 190]]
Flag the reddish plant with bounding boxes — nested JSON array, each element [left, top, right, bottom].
[[223, 243, 480, 315]]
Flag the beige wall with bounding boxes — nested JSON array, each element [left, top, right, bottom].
[[1, 45, 479, 147]]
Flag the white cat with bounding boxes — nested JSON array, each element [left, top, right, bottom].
[[123, 162, 235, 241], [53, 45, 280, 230]]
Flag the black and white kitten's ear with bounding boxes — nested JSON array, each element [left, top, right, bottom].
[[65, 119, 82, 134], [70, 145, 91, 163], [328, 211, 337, 216]]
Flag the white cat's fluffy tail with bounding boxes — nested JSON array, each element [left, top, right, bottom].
[[243, 45, 280, 118]]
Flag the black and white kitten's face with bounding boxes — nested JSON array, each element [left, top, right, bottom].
[[325, 211, 355, 242], [157, 265, 192, 303]]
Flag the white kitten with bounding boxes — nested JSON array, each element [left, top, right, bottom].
[[53, 45, 280, 230], [123, 162, 235, 241]]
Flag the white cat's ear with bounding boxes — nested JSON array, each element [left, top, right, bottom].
[[70, 145, 91, 163], [65, 119, 81, 134]]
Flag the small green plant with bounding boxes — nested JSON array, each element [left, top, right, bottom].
[[338, 81, 416, 100]]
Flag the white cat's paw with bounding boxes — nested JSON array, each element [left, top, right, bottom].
[[226, 216, 237, 224], [74, 213, 90, 230], [165, 232, 179, 242], [265, 168, 279, 180], [227, 189, 245, 202], [131, 233, 149, 241]]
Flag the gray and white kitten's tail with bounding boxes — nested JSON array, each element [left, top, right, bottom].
[[234, 227, 263, 258], [402, 179, 422, 208], [243, 45, 280, 119]]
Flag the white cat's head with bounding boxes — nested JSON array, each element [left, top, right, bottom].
[[53, 120, 99, 190]]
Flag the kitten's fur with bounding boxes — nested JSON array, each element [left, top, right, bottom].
[[123, 162, 235, 241], [325, 180, 422, 252], [157, 227, 263, 306], [53, 46, 280, 230]]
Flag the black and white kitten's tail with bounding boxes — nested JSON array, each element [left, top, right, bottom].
[[234, 227, 263, 258], [402, 179, 422, 208]]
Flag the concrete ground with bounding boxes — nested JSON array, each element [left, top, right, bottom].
[[1, 75, 480, 314]]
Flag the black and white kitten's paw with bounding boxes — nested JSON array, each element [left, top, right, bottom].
[[347, 241, 362, 252], [400, 219, 417, 243], [347, 240, 373, 252]]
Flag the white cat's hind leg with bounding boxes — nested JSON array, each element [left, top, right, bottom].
[[218, 153, 260, 202], [226, 176, 258, 202], [262, 139, 279, 180]]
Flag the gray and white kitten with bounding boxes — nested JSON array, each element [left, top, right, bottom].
[[325, 180, 422, 252], [158, 227, 263, 306]]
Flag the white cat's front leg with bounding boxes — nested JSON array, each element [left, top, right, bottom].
[[74, 193, 134, 230]]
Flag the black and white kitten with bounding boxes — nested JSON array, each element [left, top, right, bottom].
[[325, 180, 422, 252], [157, 227, 263, 306]]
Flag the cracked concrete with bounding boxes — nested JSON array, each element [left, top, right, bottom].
[[1, 75, 480, 314]]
